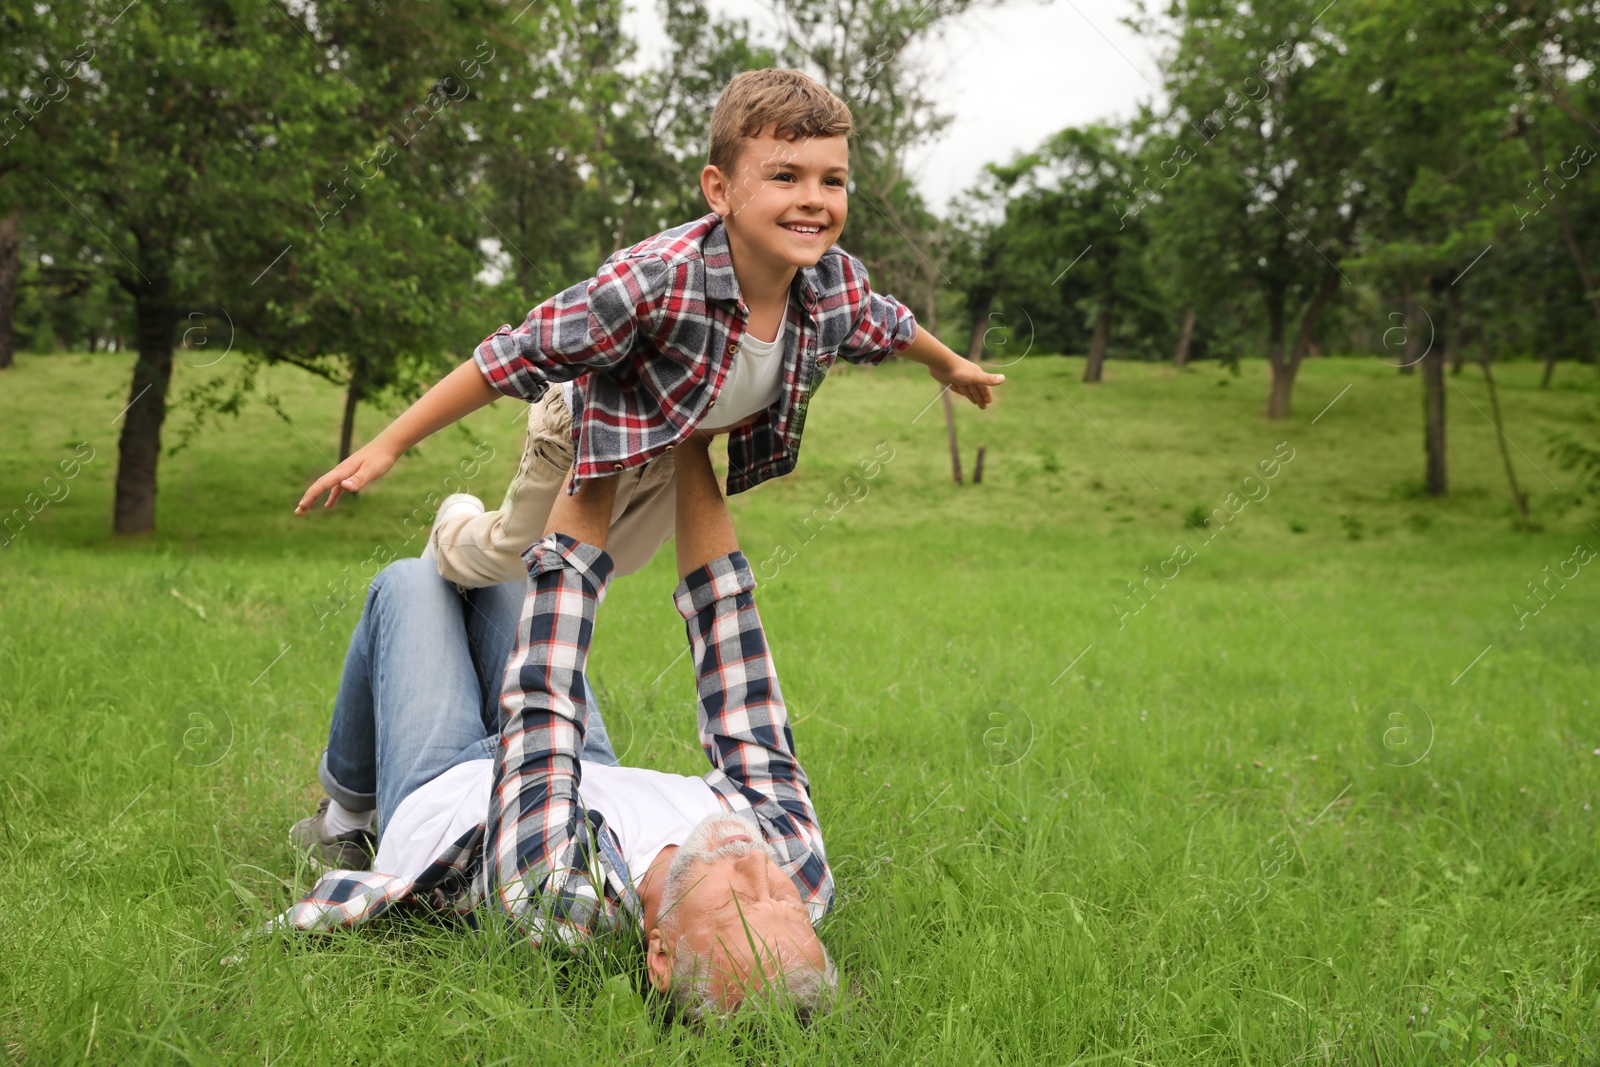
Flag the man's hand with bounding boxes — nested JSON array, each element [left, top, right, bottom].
[[900, 325, 1005, 409], [295, 443, 397, 514]]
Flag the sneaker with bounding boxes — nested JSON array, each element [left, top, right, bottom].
[[290, 797, 376, 870], [420, 493, 486, 563]]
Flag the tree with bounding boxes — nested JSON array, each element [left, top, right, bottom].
[[15, 0, 324, 533], [1154, 0, 1369, 417], [966, 126, 1157, 379], [237, 14, 501, 461], [0, 0, 89, 370], [1344, 0, 1523, 496], [9, 0, 519, 531], [948, 165, 1016, 362], [248, 168, 484, 462], [1514, 112, 1600, 365]]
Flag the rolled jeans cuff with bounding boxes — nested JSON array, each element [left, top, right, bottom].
[[318, 748, 377, 814]]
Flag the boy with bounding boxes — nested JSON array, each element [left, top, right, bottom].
[[294, 68, 1003, 581]]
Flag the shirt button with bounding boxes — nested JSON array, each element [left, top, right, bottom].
[[612, 463, 624, 471], [727, 342, 739, 356]]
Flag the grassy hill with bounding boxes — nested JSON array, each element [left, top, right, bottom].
[[2, 351, 1597, 1064]]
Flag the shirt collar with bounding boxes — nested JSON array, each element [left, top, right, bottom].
[[702, 215, 741, 305], [702, 214, 821, 316]]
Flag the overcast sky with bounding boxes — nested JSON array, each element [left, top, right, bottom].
[[622, 0, 1165, 213]]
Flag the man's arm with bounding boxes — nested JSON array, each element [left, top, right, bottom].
[[483, 531, 636, 944], [671, 437, 833, 914]]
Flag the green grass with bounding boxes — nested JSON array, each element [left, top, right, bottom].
[[2, 351, 1598, 1065]]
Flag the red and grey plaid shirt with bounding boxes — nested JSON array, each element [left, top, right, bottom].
[[473, 213, 917, 495], [276, 535, 832, 948]]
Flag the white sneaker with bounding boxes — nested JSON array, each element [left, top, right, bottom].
[[421, 493, 486, 562]]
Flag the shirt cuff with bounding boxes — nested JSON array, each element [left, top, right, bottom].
[[474, 333, 550, 402], [888, 305, 918, 353], [523, 532, 616, 592], [672, 551, 755, 618]]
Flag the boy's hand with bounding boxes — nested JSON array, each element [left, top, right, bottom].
[[292, 359, 502, 516], [931, 356, 1005, 410], [900, 324, 1005, 409], [295, 443, 397, 514]]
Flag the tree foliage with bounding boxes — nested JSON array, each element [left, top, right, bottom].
[[5, 0, 1599, 528]]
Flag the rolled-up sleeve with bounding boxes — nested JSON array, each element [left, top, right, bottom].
[[673, 551, 833, 918], [474, 255, 674, 401], [485, 534, 628, 945], [836, 253, 917, 366]]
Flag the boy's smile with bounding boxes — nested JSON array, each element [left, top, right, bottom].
[[702, 127, 850, 284]]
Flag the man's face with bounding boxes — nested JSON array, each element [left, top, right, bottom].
[[701, 128, 850, 272], [647, 813, 826, 1009]]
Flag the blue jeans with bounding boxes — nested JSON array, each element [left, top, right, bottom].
[[318, 558, 618, 836]]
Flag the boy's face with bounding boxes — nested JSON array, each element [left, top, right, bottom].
[[702, 127, 849, 273]]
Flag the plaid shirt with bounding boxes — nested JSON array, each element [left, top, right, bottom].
[[473, 213, 917, 495], [276, 536, 832, 948]]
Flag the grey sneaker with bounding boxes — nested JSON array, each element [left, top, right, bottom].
[[290, 797, 376, 870]]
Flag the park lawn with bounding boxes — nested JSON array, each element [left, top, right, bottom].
[[2, 350, 1598, 1065]]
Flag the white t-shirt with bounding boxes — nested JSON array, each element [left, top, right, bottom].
[[698, 320, 787, 431], [373, 759, 723, 886], [559, 320, 786, 433]]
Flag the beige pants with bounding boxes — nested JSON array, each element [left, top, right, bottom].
[[429, 388, 679, 588]]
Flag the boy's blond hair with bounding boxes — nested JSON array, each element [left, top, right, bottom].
[[707, 69, 853, 174]]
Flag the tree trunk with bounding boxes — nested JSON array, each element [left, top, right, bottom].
[[1173, 306, 1195, 367], [1264, 285, 1290, 418], [0, 208, 18, 370], [1267, 273, 1341, 419], [1544, 171, 1600, 337], [113, 287, 177, 534], [941, 390, 962, 485], [1083, 303, 1111, 383], [1479, 360, 1529, 529], [965, 292, 993, 362], [1543, 315, 1567, 389], [1421, 287, 1448, 497], [339, 362, 366, 462], [1266, 361, 1296, 419], [1399, 281, 1418, 376]]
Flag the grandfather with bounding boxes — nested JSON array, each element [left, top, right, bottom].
[[278, 435, 836, 1018]]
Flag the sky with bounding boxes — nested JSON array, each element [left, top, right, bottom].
[[621, 0, 1165, 213]]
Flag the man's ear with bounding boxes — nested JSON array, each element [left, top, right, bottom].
[[701, 164, 732, 217], [646, 927, 674, 994]]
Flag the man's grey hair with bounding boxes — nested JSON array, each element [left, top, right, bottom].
[[668, 937, 839, 1024], [655, 812, 838, 1022]]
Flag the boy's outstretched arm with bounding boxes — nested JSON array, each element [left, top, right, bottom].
[[899, 325, 1006, 409], [295, 359, 499, 514]]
